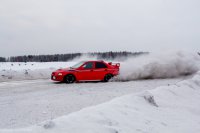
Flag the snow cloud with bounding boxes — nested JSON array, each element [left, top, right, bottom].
[[72, 51, 200, 81], [114, 51, 200, 81]]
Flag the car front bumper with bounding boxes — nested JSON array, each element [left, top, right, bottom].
[[51, 74, 63, 82]]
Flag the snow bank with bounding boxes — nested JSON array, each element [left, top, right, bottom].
[[2, 71, 200, 133], [114, 51, 200, 81], [0, 62, 76, 82]]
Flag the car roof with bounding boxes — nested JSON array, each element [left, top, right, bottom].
[[83, 60, 105, 62]]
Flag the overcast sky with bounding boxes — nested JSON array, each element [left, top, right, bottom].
[[0, 0, 200, 57]]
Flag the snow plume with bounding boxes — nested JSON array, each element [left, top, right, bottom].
[[72, 54, 98, 62], [115, 51, 200, 81]]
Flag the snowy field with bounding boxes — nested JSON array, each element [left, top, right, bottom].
[[0, 77, 190, 129], [0, 62, 76, 82], [0, 52, 200, 132], [0, 71, 200, 133]]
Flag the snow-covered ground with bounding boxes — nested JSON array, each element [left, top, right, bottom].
[[0, 52, 200, 132], [1, 71, 200, 133], [0, 77, 189, 129], [0, 62, 76, 82]]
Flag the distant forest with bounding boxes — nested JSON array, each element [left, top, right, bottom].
[[0, 51, 148, 62], [0, 57, 6, 62]]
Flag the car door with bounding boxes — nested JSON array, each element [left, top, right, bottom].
[[93, 62, 108, 80], [78, 62, 95, 81]]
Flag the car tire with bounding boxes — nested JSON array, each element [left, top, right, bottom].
[[64, 74, 76, 83], [104, 74, 113, 82]]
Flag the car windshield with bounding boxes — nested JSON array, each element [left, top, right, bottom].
[[71, 61, 84, 69]]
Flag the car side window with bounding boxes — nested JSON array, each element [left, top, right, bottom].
[[95, 62, 107, 69], [83, 62, 93, 69]]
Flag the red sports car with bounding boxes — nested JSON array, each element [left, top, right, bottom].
[[51, 60, 120, 83]]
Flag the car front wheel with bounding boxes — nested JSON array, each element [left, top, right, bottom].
[[64, 74, 76, 83]]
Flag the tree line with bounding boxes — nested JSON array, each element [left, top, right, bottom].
[[0, 57, 6, 62], [1, 51, 148, 62]]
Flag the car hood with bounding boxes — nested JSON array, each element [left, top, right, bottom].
[[54, 68, 76, 73]]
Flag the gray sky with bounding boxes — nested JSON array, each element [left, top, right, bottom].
[[0, 0, 200, 57]]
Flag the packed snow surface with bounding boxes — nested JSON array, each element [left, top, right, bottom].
[[0, 52, 200, 132], [2, 71, 200, 133], [0, 77, 187, 129]]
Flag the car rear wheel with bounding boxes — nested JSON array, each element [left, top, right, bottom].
[[64, 74, 76, 83], [104, 74, 113, 82]]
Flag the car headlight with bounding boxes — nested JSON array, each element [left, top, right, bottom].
[[58, 73, 63, 76]]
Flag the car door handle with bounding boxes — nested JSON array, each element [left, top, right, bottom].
[[105, 69, 107, 71], [90, 69, 93, 72]]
